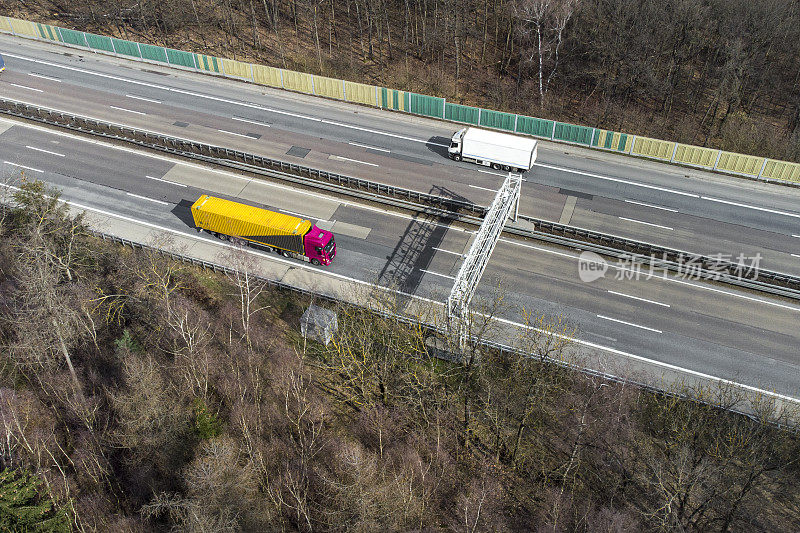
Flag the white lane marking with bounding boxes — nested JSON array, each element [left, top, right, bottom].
[[432, 247, 463, 257], [584, 331, 618, 343], [349, 141, 389, 152], [597, 314, 663, 333], [331, 155, 379, 167], [793, 234, 800, 238], [145, 175, 187, 187], [4, 161, 44, 173], [790, 253, 800, 258], [624, 199, 678, 212], [534, 162, 699, 197], [469, 184, 498, 192], [126, 94, 162, 104], [477, 169, 505, 177], [420, 269, 456, 280], [281, 209, 313, 218], [2, 180, 798, 404], [126, 192, 168, 205], [4, 53, 452, 147], [701, 196, 800, 219], [109, 105, 146, 116], [232, 116, 271, 127], [8, 83, 44, 92], [217, 129, 253, 138], [500, 237, 800, 313], [607, 290, 670, 308], [618, 216, 673, 231], [26, 145, 65, 157], [28, 72, 61, 82]]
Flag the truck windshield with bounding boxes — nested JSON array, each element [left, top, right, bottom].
[[324, 237, 335, 255]]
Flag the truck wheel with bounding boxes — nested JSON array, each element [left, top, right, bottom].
[[311, 258, 321, 266], [453, 154, 462, 161], [503, 165, 511, 171], [491, 163, 501, 170], [282, 250, 291, 258]]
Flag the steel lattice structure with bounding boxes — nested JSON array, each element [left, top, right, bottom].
[[447, 173, 522, 348]]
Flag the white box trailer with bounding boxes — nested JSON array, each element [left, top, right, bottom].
[[448, 127, 538, 172]]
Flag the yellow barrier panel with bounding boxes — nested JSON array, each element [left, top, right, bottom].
[[281, 69, 313, 93], [631, 136, 675, 160], [0, 17, 13, 33], [221, 59, 251, 80], [716, 152, 764, 176], [8, 17, 38, 38], [251, 64, 281, 87], [761, 160, 800, 183], [344, 81, 378, 106], [673, 144, 718, 168], [313, 75, 344, 100]]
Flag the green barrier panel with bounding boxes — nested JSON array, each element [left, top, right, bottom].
[[444, 103, 480, 125], [58, 27, 86, 47], [618, 134, 629, 152], [282, 69, 313, 93], [516, 115, 554, 137], [8, 18, 38, 38], [111, 38, 141, 58], [37, 24, 61, 41], [344, 81, 378, 106], [631, 136, 675, 160], [761, 160, 800, 182], [166, 48, 195, 68], [593, 131, 629, 152], [479, 109, 515, 131], [85, 32, 114, 53], [381, 88, 408, 111], [0, 17, 12, 33], [715, 152, 764, 176], [313, 75, 344, 100], [554, 122, 593, 145], [673, 144, 718, 168], [408, 93, 444, 118], [252, 64, 281, 86], [139, 43, 168, 63], [194, 54, 221, 73]]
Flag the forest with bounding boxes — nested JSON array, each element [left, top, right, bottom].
[[1, 181, 799, 531], [5, 0, 800, 161]]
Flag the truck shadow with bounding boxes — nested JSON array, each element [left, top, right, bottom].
[[171, 199, 197, 229], [378, 186, 467, 297], [426, 136, 452, 160]]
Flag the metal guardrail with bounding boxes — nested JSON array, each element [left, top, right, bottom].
[[91, 230, 800, 424], [3, 98, 799, 299]]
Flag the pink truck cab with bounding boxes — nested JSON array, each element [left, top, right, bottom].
[[304, 227, 336, 266]]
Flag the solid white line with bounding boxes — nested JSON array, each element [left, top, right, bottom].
[[332, 155, 379, 167], [432, 247, 463, 257], [607, 290, 670, 308], [3, 161, 44, 173], [624, 199, 678, 212], [534, 162, 699, 198], [217, 129, 252, 138], [791, 254, 800, 258], [597, 315, 663, 333], [126, 192, 168, 205], [618, 217, 673, 230], [701, 196, 800, 219], [3, 180, 797, 403], [26, 145, 66, 157], [469, 184, 498, 192], [348, 141, 389, 152], [420, 269, 456, 280], [145, 175, 187, 187], [232, 116, 271, 127], [28, 72, 61, 82], [477, 169, 505, 177], [125, 94, 162, 104], [8, 83, 44, 92], [4, 53, 452, 147], [793, 234, 800, 239], [109, 105, 146, 116]]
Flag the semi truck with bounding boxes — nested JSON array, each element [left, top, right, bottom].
[[191, 195, 336, 266], [448, 127, 538, 172], [0, 55, 5, 73]]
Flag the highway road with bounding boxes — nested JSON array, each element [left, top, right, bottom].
[[1, 115, 799, 401], [1, 35, 800, 278]]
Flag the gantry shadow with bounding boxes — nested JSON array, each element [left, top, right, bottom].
[[378, 186, 469, 297]]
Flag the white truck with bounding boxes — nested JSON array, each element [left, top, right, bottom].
[[448, 127, 538, 172]]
